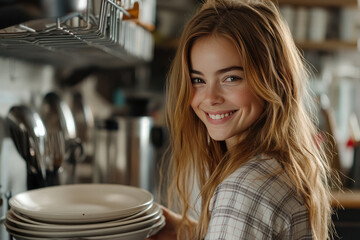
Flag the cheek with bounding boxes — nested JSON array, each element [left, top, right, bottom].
[[230, 90, 255, 106], [232, 90, 264, 110]]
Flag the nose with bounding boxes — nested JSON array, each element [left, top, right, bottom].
[[204, 84, 224, 105]]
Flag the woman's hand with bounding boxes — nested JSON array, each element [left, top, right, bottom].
[[146, 206, 197, 240]]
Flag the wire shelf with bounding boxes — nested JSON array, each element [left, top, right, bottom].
[[0, 0, 155, 68]]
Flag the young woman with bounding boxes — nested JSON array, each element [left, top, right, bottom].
[[148, 0, 337, 239]]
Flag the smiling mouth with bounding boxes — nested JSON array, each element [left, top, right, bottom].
[[208, 110, 236, 120]]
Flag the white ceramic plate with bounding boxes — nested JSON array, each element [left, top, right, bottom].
[[8, 215, 165, 240], [87, 215, 166, 240], [9, 203, 159, 228], [5, 212, 161, 238], [6, 204, 161, 232], [10, 202, 155, 226], [9, 184, 153, 223]]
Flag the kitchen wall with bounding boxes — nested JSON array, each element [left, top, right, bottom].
[[0, 57, 55, 239]]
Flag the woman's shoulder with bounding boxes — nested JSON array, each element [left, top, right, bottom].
[[213, 155, 306, 211], [207, 155, 311, 239], [207, 157, 312, 239], [220, 155, 285, 188]]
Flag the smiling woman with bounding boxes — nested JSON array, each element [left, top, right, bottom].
[[147, 0, 339, 240]]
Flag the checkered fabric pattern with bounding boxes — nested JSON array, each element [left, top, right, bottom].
[[205, 156, 312, 240]]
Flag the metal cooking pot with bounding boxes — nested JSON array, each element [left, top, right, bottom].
[[93, 116, 161, 193]]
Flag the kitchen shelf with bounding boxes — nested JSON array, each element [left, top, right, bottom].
[[275, 0, 357, 7], [0, 24, 154, 69], [156, 38, 359, 52], [275, 0, 359, 52], [296, 40, 358, 51], [0, 0, 156, 69], [332, 190, 360, 208]]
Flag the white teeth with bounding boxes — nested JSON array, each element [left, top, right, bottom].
[[208, 111, 234, 120]]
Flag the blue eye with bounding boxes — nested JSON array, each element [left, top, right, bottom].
[[191, 78, 205, 84]]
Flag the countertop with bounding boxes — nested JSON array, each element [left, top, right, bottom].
[[332, 190, 360, 208]]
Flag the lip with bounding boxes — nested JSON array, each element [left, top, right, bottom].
[[204, 110, 236, 124]]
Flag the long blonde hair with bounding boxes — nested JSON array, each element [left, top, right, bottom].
[[164, 0, 335, 239]]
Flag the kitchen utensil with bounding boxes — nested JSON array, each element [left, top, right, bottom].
[[63, 137, 85, 184], [45, 131, 66, 185], [40, 91, 85, 183], [46, 131, 65, 172], [6, 105, 47, 189], [71, 91, 94, 143], [71, 91, 94, 162], [40, 91, 76, 140]]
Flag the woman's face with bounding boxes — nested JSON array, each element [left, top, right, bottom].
[[190, 35, 264, 147]]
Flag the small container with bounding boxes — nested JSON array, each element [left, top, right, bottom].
[[294, 7, 308, 41], [308, 7, 329, 42]]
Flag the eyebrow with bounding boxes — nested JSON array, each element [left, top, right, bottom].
[[190, 66, 244, 75]]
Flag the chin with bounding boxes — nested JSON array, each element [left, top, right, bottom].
[[208, 134, 227, 142]]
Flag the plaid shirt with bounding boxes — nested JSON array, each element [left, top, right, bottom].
[[205, 156, 312, 240]]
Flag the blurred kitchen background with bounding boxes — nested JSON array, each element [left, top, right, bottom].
[[1, 0, 360, 239]]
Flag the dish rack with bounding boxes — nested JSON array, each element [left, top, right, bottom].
[[0, 0, 156, 68]]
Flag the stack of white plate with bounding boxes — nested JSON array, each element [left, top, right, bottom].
[[5, 184, 165, 240]]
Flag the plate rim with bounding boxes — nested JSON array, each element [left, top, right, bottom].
[[6, 204, 161, 232], [5, 213, 162, 238], [7, 215, 166, 240]]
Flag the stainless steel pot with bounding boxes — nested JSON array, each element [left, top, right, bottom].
[[93, 116, 158, 193]]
